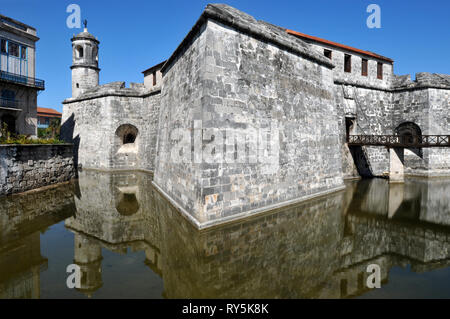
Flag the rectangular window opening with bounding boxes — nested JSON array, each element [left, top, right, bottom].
[[8, 42, 19, 57], [0, 39, 6, 53], [152, 71, 157, 86], [362, 59, 368, 76], [344, 54, 351, 73], [324, 49, 332, 60], [20, 46, 27, 59], [377, 62, 383, 79]]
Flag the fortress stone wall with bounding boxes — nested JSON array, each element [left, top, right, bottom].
[[0, 144, 75, 195], [154, 8, 344, 227], [62, 4, 450, 228], [62, 82, 161, 171]]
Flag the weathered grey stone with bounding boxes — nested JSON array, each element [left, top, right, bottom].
[[0, 145, 76, 195], [61, 3, 450, 228]]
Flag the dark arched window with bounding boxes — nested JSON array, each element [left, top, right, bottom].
[[115, 124, 138, 146], [395, 122, 422, 139], [76, 46, 84, 58]]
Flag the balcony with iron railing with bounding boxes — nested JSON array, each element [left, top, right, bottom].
[[0, 97, 21, 110], [0, 70, 45, 90]]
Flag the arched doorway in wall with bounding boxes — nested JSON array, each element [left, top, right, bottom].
[[395, 122, 423, 158], [395, 122, 422, 140]]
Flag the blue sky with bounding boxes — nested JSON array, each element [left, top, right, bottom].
[[2, 0, 449, 113]]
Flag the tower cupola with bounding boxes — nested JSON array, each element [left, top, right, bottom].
[[71, 20, 100, 98]]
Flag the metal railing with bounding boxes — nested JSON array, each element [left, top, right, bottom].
[[0, 70, 45, 89], [348, 135, 450, 148], [0, 97, 20, 109]]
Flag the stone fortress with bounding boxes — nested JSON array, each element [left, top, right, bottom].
[[61, 4, 450, 229]]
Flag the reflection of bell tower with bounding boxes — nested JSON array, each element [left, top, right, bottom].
[[71, 20, 100, 98], [73, 233, 103, 297]]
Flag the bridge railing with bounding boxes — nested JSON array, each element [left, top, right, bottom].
[[348, 135, 450, 148]]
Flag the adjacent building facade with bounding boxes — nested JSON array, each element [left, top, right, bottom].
[[37, 107, 62, 128], [62, 4, 450, 228], [0, 15, 44, 137]]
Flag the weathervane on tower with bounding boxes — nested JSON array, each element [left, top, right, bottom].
[[83, 19, 87, 30]]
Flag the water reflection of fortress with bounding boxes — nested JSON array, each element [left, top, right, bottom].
[[2, 172, 450, 298], [0, 185, 75, 298]]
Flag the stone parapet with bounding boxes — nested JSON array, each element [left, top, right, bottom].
[[0, 144, 76, 195]]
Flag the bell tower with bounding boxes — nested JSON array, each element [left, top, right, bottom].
[[71, 20, 100, 98]]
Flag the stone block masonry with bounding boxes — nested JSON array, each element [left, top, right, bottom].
[[0, 144, 76, 195], [153, 4, 345, 228], [62, 82, 161, 172], [61, 3, 450, 229]]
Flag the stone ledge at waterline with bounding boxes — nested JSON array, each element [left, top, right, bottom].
[[0, 144, 76, 196]]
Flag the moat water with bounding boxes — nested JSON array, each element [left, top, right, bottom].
[[1, 170, 450, 298]]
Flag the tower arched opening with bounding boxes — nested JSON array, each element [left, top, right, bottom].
[[75, 45, 84, 59], [115, 124, 139, 153], [395, 122, 423, 158]]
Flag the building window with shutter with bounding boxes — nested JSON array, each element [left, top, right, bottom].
[[377, 62, 383, 79], [344, 54, 351, 73], [8, 42, 19, 57], [362, 59, 368, 76]]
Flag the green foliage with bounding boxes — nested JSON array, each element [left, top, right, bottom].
[[0, 135, 64, 145], [1, 122, 11, 141], [37, 127, 47, 138], [38, 118, 61, 139], [0, 121, 64, 145]]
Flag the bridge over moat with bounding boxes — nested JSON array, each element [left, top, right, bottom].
[[348, 135, 450, 148], [347, 134, 450, 183]]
